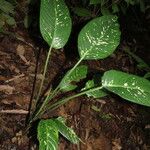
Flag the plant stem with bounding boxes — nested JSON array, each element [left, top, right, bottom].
[[36, 46, 53, 104], [30, 54, 86, 123], [29, 86, 60, 123], [45, 86, 103, 113], [67, 56, 84, 77], [28, 46, 53, 124], [55, 54, 86, 91], [124, 46, 150, 72]]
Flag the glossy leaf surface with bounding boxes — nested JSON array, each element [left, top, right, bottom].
[[83, 80, 107, 98], [78, 15, 120, 60], [54, 117, 80, 144], [59, 65, 88, 92], [73, 7, 92, 17], [40, 0, 72, 49], [38, 117, 80, 150], [38, 120, 58, 150], [102, 70, 150, 106]]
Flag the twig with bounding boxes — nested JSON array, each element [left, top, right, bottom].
[[5, 74, 25, 83], [0, 109, 28, 114]]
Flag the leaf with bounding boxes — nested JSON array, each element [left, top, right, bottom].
[[139, 0, 145, 12], [0, 27, 4, 32], [16, 45, 30, 65], [0, 85, 14, 94], [112, 3, 119, 13], [40, 0, 72, 49], [101, 7, 111, 15], [144, 72, 150, 79], [123, 46, 150, 72], [59, 65, 88, 92], [78, 15, 120, 60], [6, 15, 16, 26], [102, 70, 150, 106], [90, 0, 101, 5], [37, 117, 80, 149], [38, 120, 59, 150], [0, 0, 15, 14], [54, 117, 80, 144], [90, 0, 107, 6], [82, 79, 107, 98], [24, 14, 32, 28], [120, 5, 127, 14], [0, 13, 16, 26], [72, 7, 92, 17], [0, 14, 5, 28]]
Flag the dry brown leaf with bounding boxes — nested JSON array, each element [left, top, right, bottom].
[[9, 64, 20, 74], [145, 124, 150, 129], [16, 45, 30, 65], [112, 138, 122, 150], [0, 75, 7, 81], [1, 95, 30, 108], [0, 85, 15, 94]]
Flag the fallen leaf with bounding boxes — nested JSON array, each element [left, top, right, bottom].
[[145, 124, 150, 129], [16, 45, 30, 65], [1, 95, 30, 108], [112, 138, 122, 150], [0, 85, 15, 94]]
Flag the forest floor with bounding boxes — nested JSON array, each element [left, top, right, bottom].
[[0, 2, 150, 150]]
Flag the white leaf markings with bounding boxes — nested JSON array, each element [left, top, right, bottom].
[[78, 15, 121, 60], [102, 70, 150, 106]]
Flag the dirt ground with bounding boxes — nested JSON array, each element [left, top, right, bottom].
[[0, 1, 150, 150]]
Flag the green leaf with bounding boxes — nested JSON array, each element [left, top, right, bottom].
[[54, 117, 80, 144], [37, 117, 80, 149], [112, 3, 119, 13], [125, 0, 141, 6], [0, 13, 5, 27], [6, 15, 16, 26], [90, 0, 101, 5], [0, 0, 15, 14], [139, 0, 145, 13], [102, 70, 150, 106], [123, 46, 150, 72], [144, 72, 150, 79], [101, 7, 111, 15], [59, 65, 88, 92], [40, 0, 72, 49], [24, 15, 32, 28], [90, 0, 107, 6], [0, 27, 4, 32], [82, 79, 107, 98], [73, 7, 92, 17], [38, 120, 59, 150], [0, 13, 16, 26], [78, 15, 120, 60], [120, 5, 127, 14]]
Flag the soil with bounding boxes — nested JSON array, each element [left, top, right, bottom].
[[0, 1, 150, 150]]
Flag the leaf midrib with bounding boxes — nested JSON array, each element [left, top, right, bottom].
[[103, 84, 147, 92], [51, 0, 58, 47]]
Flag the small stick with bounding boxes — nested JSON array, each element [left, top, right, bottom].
[[0, 109, 28, 114], [5, 74, 25, 83]]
